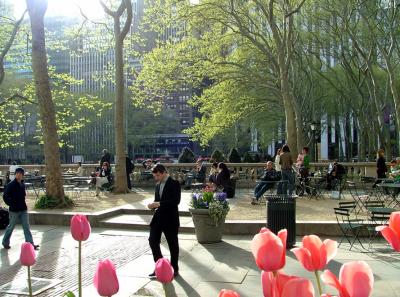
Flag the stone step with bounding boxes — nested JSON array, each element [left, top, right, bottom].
[[98, 214, 342, 236]]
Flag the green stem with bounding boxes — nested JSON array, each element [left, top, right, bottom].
[[79, 240, 82, 297], [28, 266, 32, 297], [314, 270, 323, 295]]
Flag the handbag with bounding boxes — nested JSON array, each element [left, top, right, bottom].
[[0, 207, 9, 229]]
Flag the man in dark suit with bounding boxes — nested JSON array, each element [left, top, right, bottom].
[[148, 164, 181, 278]]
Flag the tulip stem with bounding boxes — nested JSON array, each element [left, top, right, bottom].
[[314, 270, 322, 295], [27, 266, 32, 297], [79, 240, 82, 297]]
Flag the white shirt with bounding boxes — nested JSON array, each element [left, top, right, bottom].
[[159, 175, 170, 197], [9, 165, 17, 180], [274, 155, 281, 172]]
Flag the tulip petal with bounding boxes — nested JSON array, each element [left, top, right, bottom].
[[281, 278, 315, 297], [378, 226, 400, 252], [291, 247, 315, 271], [323, 239, 338, 264], [251, 231, 285, 272], [277, 229, 287, 268], [389, 211, 400, 238], [261, 271, 278, 297], [218, 289, 240, 297], [70, 214, 91, 242], [20, 243, 36, 267], [93, 259, 119, 296], [155, 258, 174, 283], [260, 227, 271, 234], [303, 235, 324, 270], [339, 261, 374, 297], [321, 269, 348, 297], [275, 271, 299, 296]]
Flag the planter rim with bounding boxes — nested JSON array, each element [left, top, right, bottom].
[[189, 208, 210, 214]]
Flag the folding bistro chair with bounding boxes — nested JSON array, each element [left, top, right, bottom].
[[334, 202, 367, 250], [364, 200, 394, 249], [346, 181, 370, 215]]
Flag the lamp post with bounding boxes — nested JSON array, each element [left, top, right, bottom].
[[310, 122, 317, 162]]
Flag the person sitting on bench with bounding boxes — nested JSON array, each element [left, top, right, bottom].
[[326, 161, 346, 190], [252, 161, 280, 205]]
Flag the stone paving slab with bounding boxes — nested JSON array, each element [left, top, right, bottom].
[[1, 225, 400, 297]]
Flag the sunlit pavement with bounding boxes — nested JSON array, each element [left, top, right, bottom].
[[1, 225, 400, 296]]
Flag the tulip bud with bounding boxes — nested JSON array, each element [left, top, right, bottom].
[[94, 259, 119, 296], [218, 289, 240, 297], [70, 214, 91, 241], [20, 242, 36, 267], [155, 258, 174, 283]]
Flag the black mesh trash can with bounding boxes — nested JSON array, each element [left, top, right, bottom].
[[267, 195, 296, 248]]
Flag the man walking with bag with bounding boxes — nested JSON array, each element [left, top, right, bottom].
[[147, 164, 180, 278], [2, 167, 39, 250]]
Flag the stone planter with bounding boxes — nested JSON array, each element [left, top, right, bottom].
[[189, 208, 226, 243]]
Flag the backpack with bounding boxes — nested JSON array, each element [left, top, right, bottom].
[[0, 207, 9, 229]]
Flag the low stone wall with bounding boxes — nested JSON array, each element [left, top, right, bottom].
[[0, 161, 378, 188]]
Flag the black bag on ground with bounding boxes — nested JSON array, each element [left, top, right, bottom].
[[0, 207, 9, 229]]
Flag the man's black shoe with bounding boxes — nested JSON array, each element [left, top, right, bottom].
[[174, 271, 179, 278], [148, 272, 156, 278], [32, 244, 40, 250], [2, 244, 10, 249]]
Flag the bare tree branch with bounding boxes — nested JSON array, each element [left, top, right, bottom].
[[0, 93, 37, 107], [119, 0, 133, 41], [0, 9, 27, 85], [286, 0, 307, 18]]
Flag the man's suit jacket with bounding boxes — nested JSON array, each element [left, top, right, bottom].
[[150, 177, 181, 228]]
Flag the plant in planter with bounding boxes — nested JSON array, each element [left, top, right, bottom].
[[189, 188, 230, 243]]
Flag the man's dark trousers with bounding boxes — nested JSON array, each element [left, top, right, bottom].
[[149, 224, 179, 271], [149, 177, 181, 272]]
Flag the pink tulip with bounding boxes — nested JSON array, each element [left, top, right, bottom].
[[218, 289, 240, 297], [376, 211, 400, 252], [262, 271, 297, 297], [291, 235, 337, 271], [321, 261, 374, 297], [94, 259, 119, 296], [251, 228, 287, 272], [70, 214, 91, 241], [155, 258, 174, 283], [20, 242, 36, 266], [281, 278, 315, 297]]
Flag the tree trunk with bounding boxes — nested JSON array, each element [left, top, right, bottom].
[[26, 0, 64, 201], [113, 23, 128, 193], [100, 0, 132, 193]]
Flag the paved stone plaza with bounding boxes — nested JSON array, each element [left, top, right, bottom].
[[1, 225, 400, 296]]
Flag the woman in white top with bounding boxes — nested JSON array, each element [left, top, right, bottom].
[[274, 149, 282, 172]]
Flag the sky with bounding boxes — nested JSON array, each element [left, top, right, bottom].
[[12, 0, 106, 19]]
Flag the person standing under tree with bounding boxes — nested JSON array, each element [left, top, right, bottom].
[[100, 149, 111, 168], [125, 154, 134, 190], [376, 149, 387, 179], [147, 164, 180, 278], [278, 144, 294, 196], [2, 167, 39, 250]]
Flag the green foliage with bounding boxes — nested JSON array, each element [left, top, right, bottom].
[[243, 152, 254, 163], [178, 147, 195, 163], [253, 154, 261, 163], [62, 292, 76, 297], [34, 195, 74, 209], [210, 149, 225, 163], [228, 148, 241, 163]]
